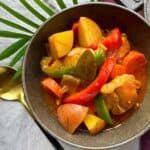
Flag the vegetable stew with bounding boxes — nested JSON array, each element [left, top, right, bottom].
[[40, 17, 147, 135]]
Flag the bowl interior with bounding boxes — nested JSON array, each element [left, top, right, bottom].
[[23, 3, 150, 149]]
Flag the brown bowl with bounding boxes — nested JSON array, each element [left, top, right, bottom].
[[22, 2, 150, 149]]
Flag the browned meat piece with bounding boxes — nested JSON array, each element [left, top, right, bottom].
[[100, 74, 141, 115]]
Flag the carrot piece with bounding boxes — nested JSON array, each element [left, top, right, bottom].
[[41, 77, 64, 98], [110, 64, 126, 79], [122, 51, 147, 76]]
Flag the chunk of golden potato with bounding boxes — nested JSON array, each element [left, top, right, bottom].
[[48, 30, 73, 59], [84, 114, 106, 135], [78, 17, 102, 47]]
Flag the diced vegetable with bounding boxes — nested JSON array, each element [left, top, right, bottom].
[[122, 51, 147, 76], [78, 17, 102, 48], [72, 22, 79, 43], [63, 57, 116, 105], [40, 57, 52, 68], [102, 28, 122, 51], [44, 67, 76, 79], [61, 75, 80, 94], [84, 114, 106, 135], [63, 46, 106, 68], [41, 77, 64, 98], [95, 95, 113, 124], [110, 64, 126, 79], [40, 16, 148, 135], [50, 59, 62, 68], [116, 34, 130, 62], [76, 50, 97, 87], [57, 104, 88, 134], [94, 46, 106, 66], [63, 47, 86, 67], [41, 58, 76, 78], [48, 30, 73, 59]]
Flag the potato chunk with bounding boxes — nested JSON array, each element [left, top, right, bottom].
[[78, 17, 102, 47], [84, 114, 106, 135], [48, 30, 73, 59]]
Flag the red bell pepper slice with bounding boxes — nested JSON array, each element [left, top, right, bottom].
[[102, 28, 122, 51], [63, 57, 116, 105], [72, 22, 79, 42]]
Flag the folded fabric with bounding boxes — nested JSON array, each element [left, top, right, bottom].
[[0, 101, 55, 150]]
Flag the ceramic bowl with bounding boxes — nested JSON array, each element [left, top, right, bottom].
[[23, 3, 150, 149]]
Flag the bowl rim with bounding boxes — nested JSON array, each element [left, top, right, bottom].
[[144, 0, 150, 25], [22, 2, 150, 149]]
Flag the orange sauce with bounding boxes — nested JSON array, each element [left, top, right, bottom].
[[41, 39, 148, 131], [42, 69, 148, 132]]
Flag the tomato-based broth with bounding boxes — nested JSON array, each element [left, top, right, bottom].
[[43, 71, 147, 132], [40, 17, 148, 135]]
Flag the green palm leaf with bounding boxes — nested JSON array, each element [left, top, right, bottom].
[[72, 0, 78, 4], [0, 0, 99, 80], [34, 0, 55, 16], [12, 66, 22, 81], [9, 44, 27, 66], [0, 1, 39, 28], [0, 18, 33, 34], [0, 38, 29, 60], [0, 31, 31, 38], [20, 0, 46, 22], [56, 0, 66, 9]]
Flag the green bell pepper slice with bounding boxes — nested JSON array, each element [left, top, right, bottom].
[[94, 46, 106, 66], [40, 57, 76, 79], [95, 95, 113, 124], [43, 67, 76, 79]]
